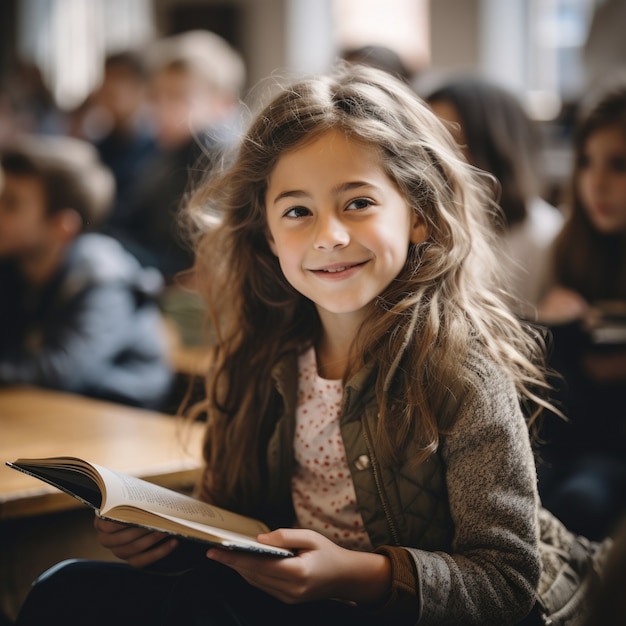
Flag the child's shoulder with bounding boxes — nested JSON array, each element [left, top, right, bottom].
[[463, 347, 512, 390], [456, 348, 522, 420], [63, 233, 163, 296]]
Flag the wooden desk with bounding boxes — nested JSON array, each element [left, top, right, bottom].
[[0, 386, 206, 620], [0, 386, 205, 520]]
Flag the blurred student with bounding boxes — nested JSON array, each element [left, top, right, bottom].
[[3, 60, 68, 137], [536, 83, 626, 541], [0, 135, 173, 409], [425, 77, 564, 317], [341, 44, 413, 83], [81, 51, 158, 236], [117, 30, 246, 282]]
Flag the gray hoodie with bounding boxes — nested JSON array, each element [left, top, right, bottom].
[[0, 233, 173, 409]]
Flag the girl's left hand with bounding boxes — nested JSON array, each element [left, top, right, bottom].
[[206, 528, 391, 606]]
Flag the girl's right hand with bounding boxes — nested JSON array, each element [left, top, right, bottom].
[[93, 516, 178, 568]]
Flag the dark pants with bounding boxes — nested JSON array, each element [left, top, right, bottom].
[[15, 559, 546, 626], [15, 559, 387, 626]]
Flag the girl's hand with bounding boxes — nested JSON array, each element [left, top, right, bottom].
[[537, 286, 589, 325], [206, 528, 391, 606], [93, 516, 178, 568]]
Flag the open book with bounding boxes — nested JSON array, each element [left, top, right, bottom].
[[6, 456, 293, 558]]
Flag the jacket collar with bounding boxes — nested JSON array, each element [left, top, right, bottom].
[[270, 349, 377, 419]]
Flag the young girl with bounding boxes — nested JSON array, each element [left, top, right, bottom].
[[537, 83, 626, 541], [16, 65, 603, 626]]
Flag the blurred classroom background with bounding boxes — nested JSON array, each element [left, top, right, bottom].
[[1, 0, 624, 191], [1, 1, 626, 623]]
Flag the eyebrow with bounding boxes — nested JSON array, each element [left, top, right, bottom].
[[270, 181, 379, 205]]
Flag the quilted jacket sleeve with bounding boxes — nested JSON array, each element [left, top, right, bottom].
[[374, 356, 541, 625]]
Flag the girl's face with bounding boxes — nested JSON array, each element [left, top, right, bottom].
[[265, 129, 427, 328], [577, 124, 626, 235]]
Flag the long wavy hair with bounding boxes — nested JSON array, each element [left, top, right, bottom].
[[186, 64, 550, 513], [553, 83, 626, 301]]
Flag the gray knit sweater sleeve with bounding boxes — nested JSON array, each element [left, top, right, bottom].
[[406, 355, 541, 625]]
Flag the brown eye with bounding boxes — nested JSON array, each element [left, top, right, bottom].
[[346, 198, 373, 211], [284, 206, 311, 218]]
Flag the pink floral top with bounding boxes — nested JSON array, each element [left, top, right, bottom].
[[291, 347, 372, 550]]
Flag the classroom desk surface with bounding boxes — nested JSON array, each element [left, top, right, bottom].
[[0, 386, 205, 521]]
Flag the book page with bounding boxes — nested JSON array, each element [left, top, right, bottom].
[[95, 464, 269, 537], [146, 511, 293, 557]]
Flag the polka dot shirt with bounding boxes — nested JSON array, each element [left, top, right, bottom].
[[291, 347, 373, 551]]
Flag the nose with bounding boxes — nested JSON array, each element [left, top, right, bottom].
[[313, 213, 350, 250]]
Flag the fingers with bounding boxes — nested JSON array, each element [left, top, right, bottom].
[[257, 528, 319, 550], [124, 536, 179, 568], [206, 545, 301, 582], [107, 530, 177, 567], [93, 515, 177, 567], [206, 548, 302, 603], [206, 529, 389, 606], [97, 523, 164, 552], [205, 529, 325, 599], [206, 528, 321, 573]]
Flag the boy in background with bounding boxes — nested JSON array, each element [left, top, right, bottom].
[[117, 29, 246, 282], [89, 51, 158, 236], [0, 135, 173, 409]]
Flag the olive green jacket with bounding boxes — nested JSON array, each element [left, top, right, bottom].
[[199, 348, 603, 624], [263, 349, 542, 625]]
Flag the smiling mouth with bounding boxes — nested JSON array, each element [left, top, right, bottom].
[[313, 261, 366, 273]]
